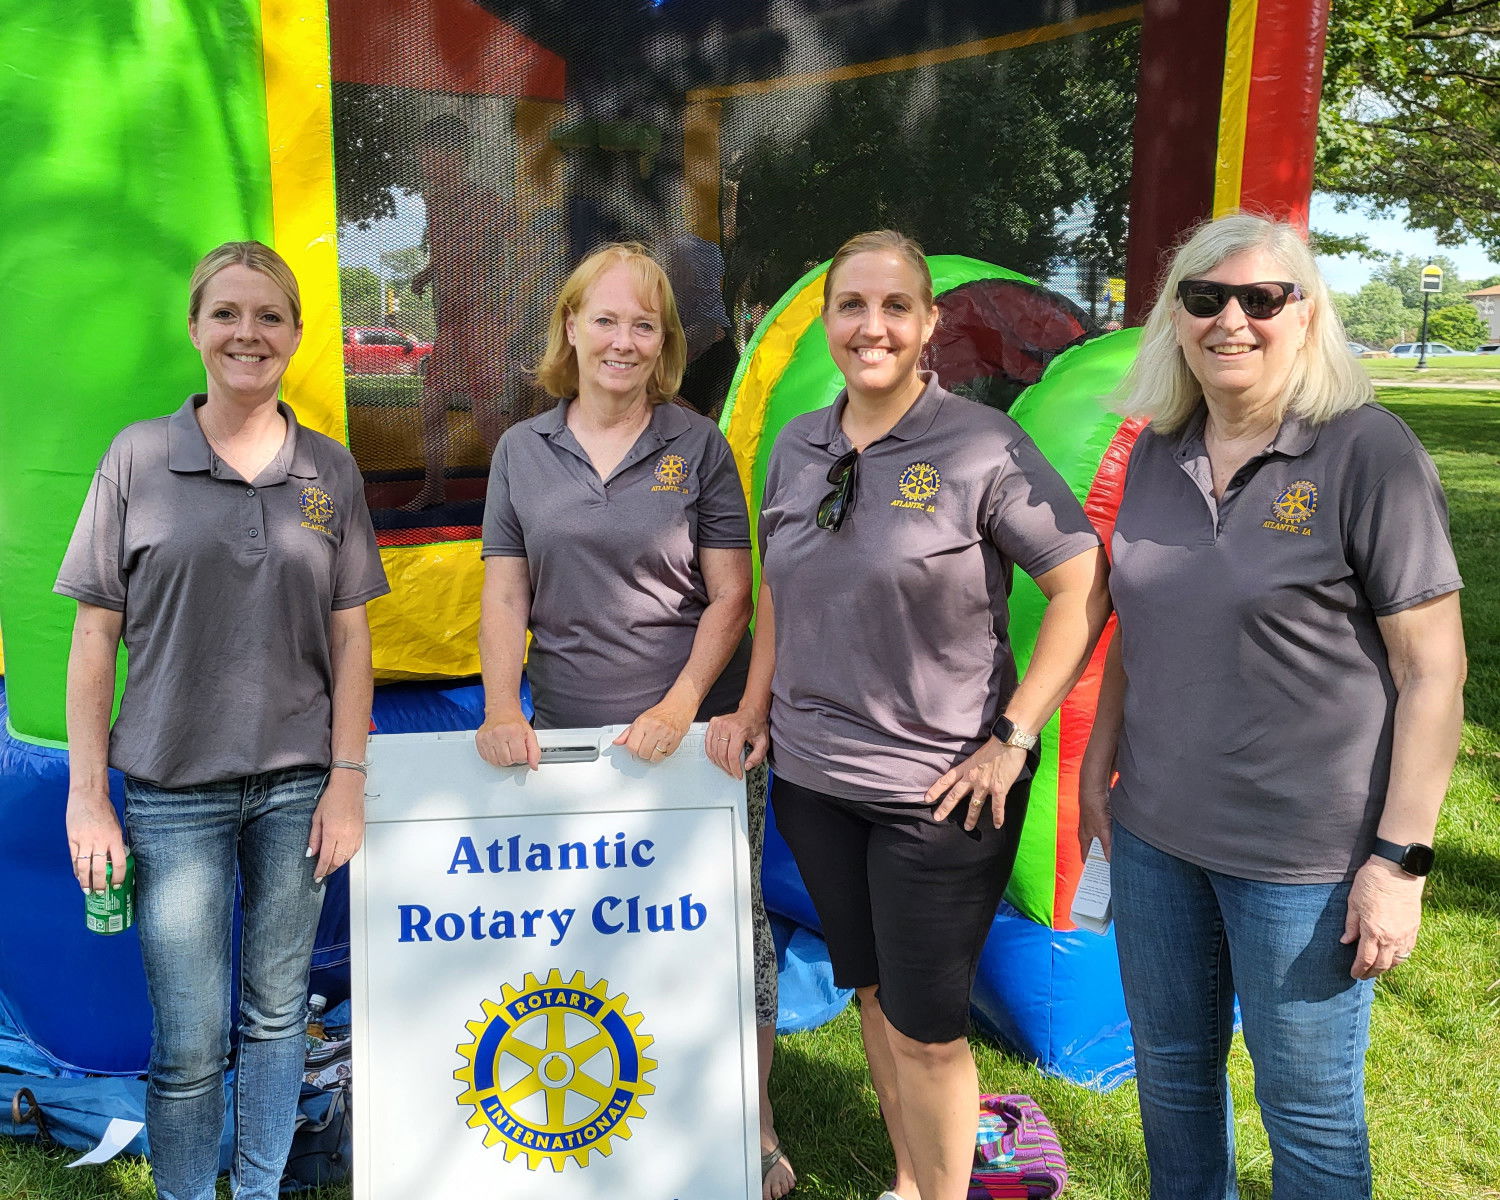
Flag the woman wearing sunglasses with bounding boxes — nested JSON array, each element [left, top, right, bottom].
[[475, 242, 795, 1200], [1079, 213, 1466, 1199], [709, 230, 1109, 1200]]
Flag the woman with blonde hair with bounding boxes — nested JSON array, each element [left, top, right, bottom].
[[1080, 212, 1466, 1198], [475, 243, 794, 1198], [58, 240, 388, 1199]]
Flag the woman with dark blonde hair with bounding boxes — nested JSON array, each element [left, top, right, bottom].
[[709, 229, 1110, 1200], [1080, 212, 1466, 1198], [58, 240, 388, 1199], [475, 242, 794, 1198]]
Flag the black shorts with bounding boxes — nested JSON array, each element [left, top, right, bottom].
[[770, 759, 1033, 1044]]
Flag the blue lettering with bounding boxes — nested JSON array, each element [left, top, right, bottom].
[[447, 837, 481, 874], [398, 904, 432, 941]]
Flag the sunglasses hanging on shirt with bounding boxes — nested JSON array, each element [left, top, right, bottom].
[[816, 448, 859, 532], [1176, 279, 1302, 320]]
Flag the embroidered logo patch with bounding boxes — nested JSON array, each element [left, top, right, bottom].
[[298, 486, 336, 535], [1263, 480, 1317, 536], [891, 461, 941, 512], [650, 453, 689, 494]]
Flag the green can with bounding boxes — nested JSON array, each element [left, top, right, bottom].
[[84, 852, 135, 935]]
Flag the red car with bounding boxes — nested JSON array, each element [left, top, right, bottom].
[[343, 326, 433, 375]]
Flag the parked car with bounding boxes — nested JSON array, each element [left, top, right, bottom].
[[1477, 343, 1500, 355], [1389, 342, 1458, 357], [343, 326, 433, 375], [1347, 341, 1371, 356]]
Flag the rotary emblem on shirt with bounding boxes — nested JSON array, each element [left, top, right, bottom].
[[453, 969, 656, 1171], [650, 453, 689, 494], [1263, 480, 1317, 536], [298, 486, 336, 536], [891, 461, 941, 513]]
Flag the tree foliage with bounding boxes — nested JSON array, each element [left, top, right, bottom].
[[1371, 253, 1470, 308], [1319, 1, 1500, 253], [1427, 303, 1486, 349], [1333, 281, 1412, 347]]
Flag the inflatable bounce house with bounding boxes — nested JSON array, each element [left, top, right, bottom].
[[0, 0, 1333, 1134]]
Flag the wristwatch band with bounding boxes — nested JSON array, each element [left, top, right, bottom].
[[1370, 837, 1434, 877], [991, 715, 1038, 751]]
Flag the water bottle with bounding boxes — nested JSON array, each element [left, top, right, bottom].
[[84, 851, 135, 935], [305, 993, 328, 1053]]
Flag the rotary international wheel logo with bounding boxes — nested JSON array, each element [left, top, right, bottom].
[[897, 461, 942, 504], [454, 969, 656, 1171], [1270, 479, 1318, 524], [298, 486, 335, 532], [653, 453, 688, 488]]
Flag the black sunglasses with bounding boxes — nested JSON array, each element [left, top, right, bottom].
[[816, 449, 859, 532], [1176, 279, 1302, 320]]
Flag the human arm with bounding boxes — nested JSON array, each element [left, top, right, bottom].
[[308, 605, 375, 884], [928, 545, 1112, 829], [1342, 592, 1466, 979], [64, 602, 128, 894], [706, 581, 776, 779], [1076, 628, 1124, 860], [475, 555, 541, 770], [616, 546, 752, 761]]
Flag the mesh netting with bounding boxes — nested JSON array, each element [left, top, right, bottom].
[[328, 1, 1140, 543]]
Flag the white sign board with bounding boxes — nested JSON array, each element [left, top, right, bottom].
[[1421, 264, 1443, 292], [351, 727, 758, 1199]]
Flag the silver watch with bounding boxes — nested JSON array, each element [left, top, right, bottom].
[[991, 715, 1038, 751]]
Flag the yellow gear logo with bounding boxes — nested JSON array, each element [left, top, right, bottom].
[[1270, 479, 1318, 524], [897, 461, 942, 503], [653, 454, 688, 488], [454, 969, 656, 1171], [298, 486, 335, 526]]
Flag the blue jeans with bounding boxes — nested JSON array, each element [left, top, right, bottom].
[[1111, 823, 1374, 1200], [126, 766, 328, 1200]]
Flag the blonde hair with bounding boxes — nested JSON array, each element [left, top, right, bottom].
[[1118, 212, 1371, 434], [188, 241, 302, 326], [534, 243, 687, 402], [823, 229, 934, 312]]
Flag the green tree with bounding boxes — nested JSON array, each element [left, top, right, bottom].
[[1427, 303, 1486, 350], [1319, 1, 1500, 254], [339, 265, 383, 326], [1334, 281, 1411, 347]]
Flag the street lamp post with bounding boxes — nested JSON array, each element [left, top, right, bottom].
[[1418, 263, 1443, 371]]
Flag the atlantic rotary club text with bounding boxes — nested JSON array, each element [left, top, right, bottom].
[[395, 833, 708, 947]]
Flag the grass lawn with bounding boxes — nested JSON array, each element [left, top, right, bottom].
[[4, 389, 1497, 1200], [1363, 357, 1500, 385]]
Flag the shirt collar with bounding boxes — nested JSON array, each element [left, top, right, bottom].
[[1173, 406, 1320, 463], [167, 394, 314, 482], [805, 371, 946, 452]]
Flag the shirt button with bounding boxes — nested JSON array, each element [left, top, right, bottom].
[[249, 529, 259, 538], [246, 488, 256, 496]]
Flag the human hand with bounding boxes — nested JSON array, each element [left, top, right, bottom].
[[1341, 856, 1424, 979], [309, 769, 366, 885], [927, 739, 1029, 831], [476, 707, 540, 770], [613, 697, 695, 763], [66, 789, 128, 895], [1077, 785, 1112, 862], [705, 706, 769, 780]]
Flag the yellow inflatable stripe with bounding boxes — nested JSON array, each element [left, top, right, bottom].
[[261, 0, 346, 443], [725, 274, 827, 510], [368, 541, 486, 681], [1214, 0, 1258, 217]]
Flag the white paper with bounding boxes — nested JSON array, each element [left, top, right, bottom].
[[66, 1117, 144, 1167], [1070, 838, 1113, 934]]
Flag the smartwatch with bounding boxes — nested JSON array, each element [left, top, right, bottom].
[[991, 715, 1038, 751], [1370, 837, 1434, 877]]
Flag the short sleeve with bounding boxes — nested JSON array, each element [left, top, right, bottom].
[[481, 437, 527, 558], [54, 464, 128, 611], [694, 432, 751, 549], [332, 470, 391, 610], [1346, 445, 1462, 615], [983, 435, 1101, 578], [757, 438, 790, 562]]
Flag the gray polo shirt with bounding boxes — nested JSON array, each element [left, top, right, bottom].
[[481, 398, 751, 729], [1109, 403, 1462, 883], [760, 374, 1101, 804], [55, 395, 390, 789]]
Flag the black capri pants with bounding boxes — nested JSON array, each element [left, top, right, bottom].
[[770, 754, 1034, 1044]]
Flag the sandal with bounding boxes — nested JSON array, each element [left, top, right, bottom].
[[762, 1141, 795, 1198]]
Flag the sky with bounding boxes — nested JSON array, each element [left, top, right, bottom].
[[1311, 194, 1500, 294]]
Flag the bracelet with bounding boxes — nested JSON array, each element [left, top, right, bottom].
[[331, 759, 369, 777]]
